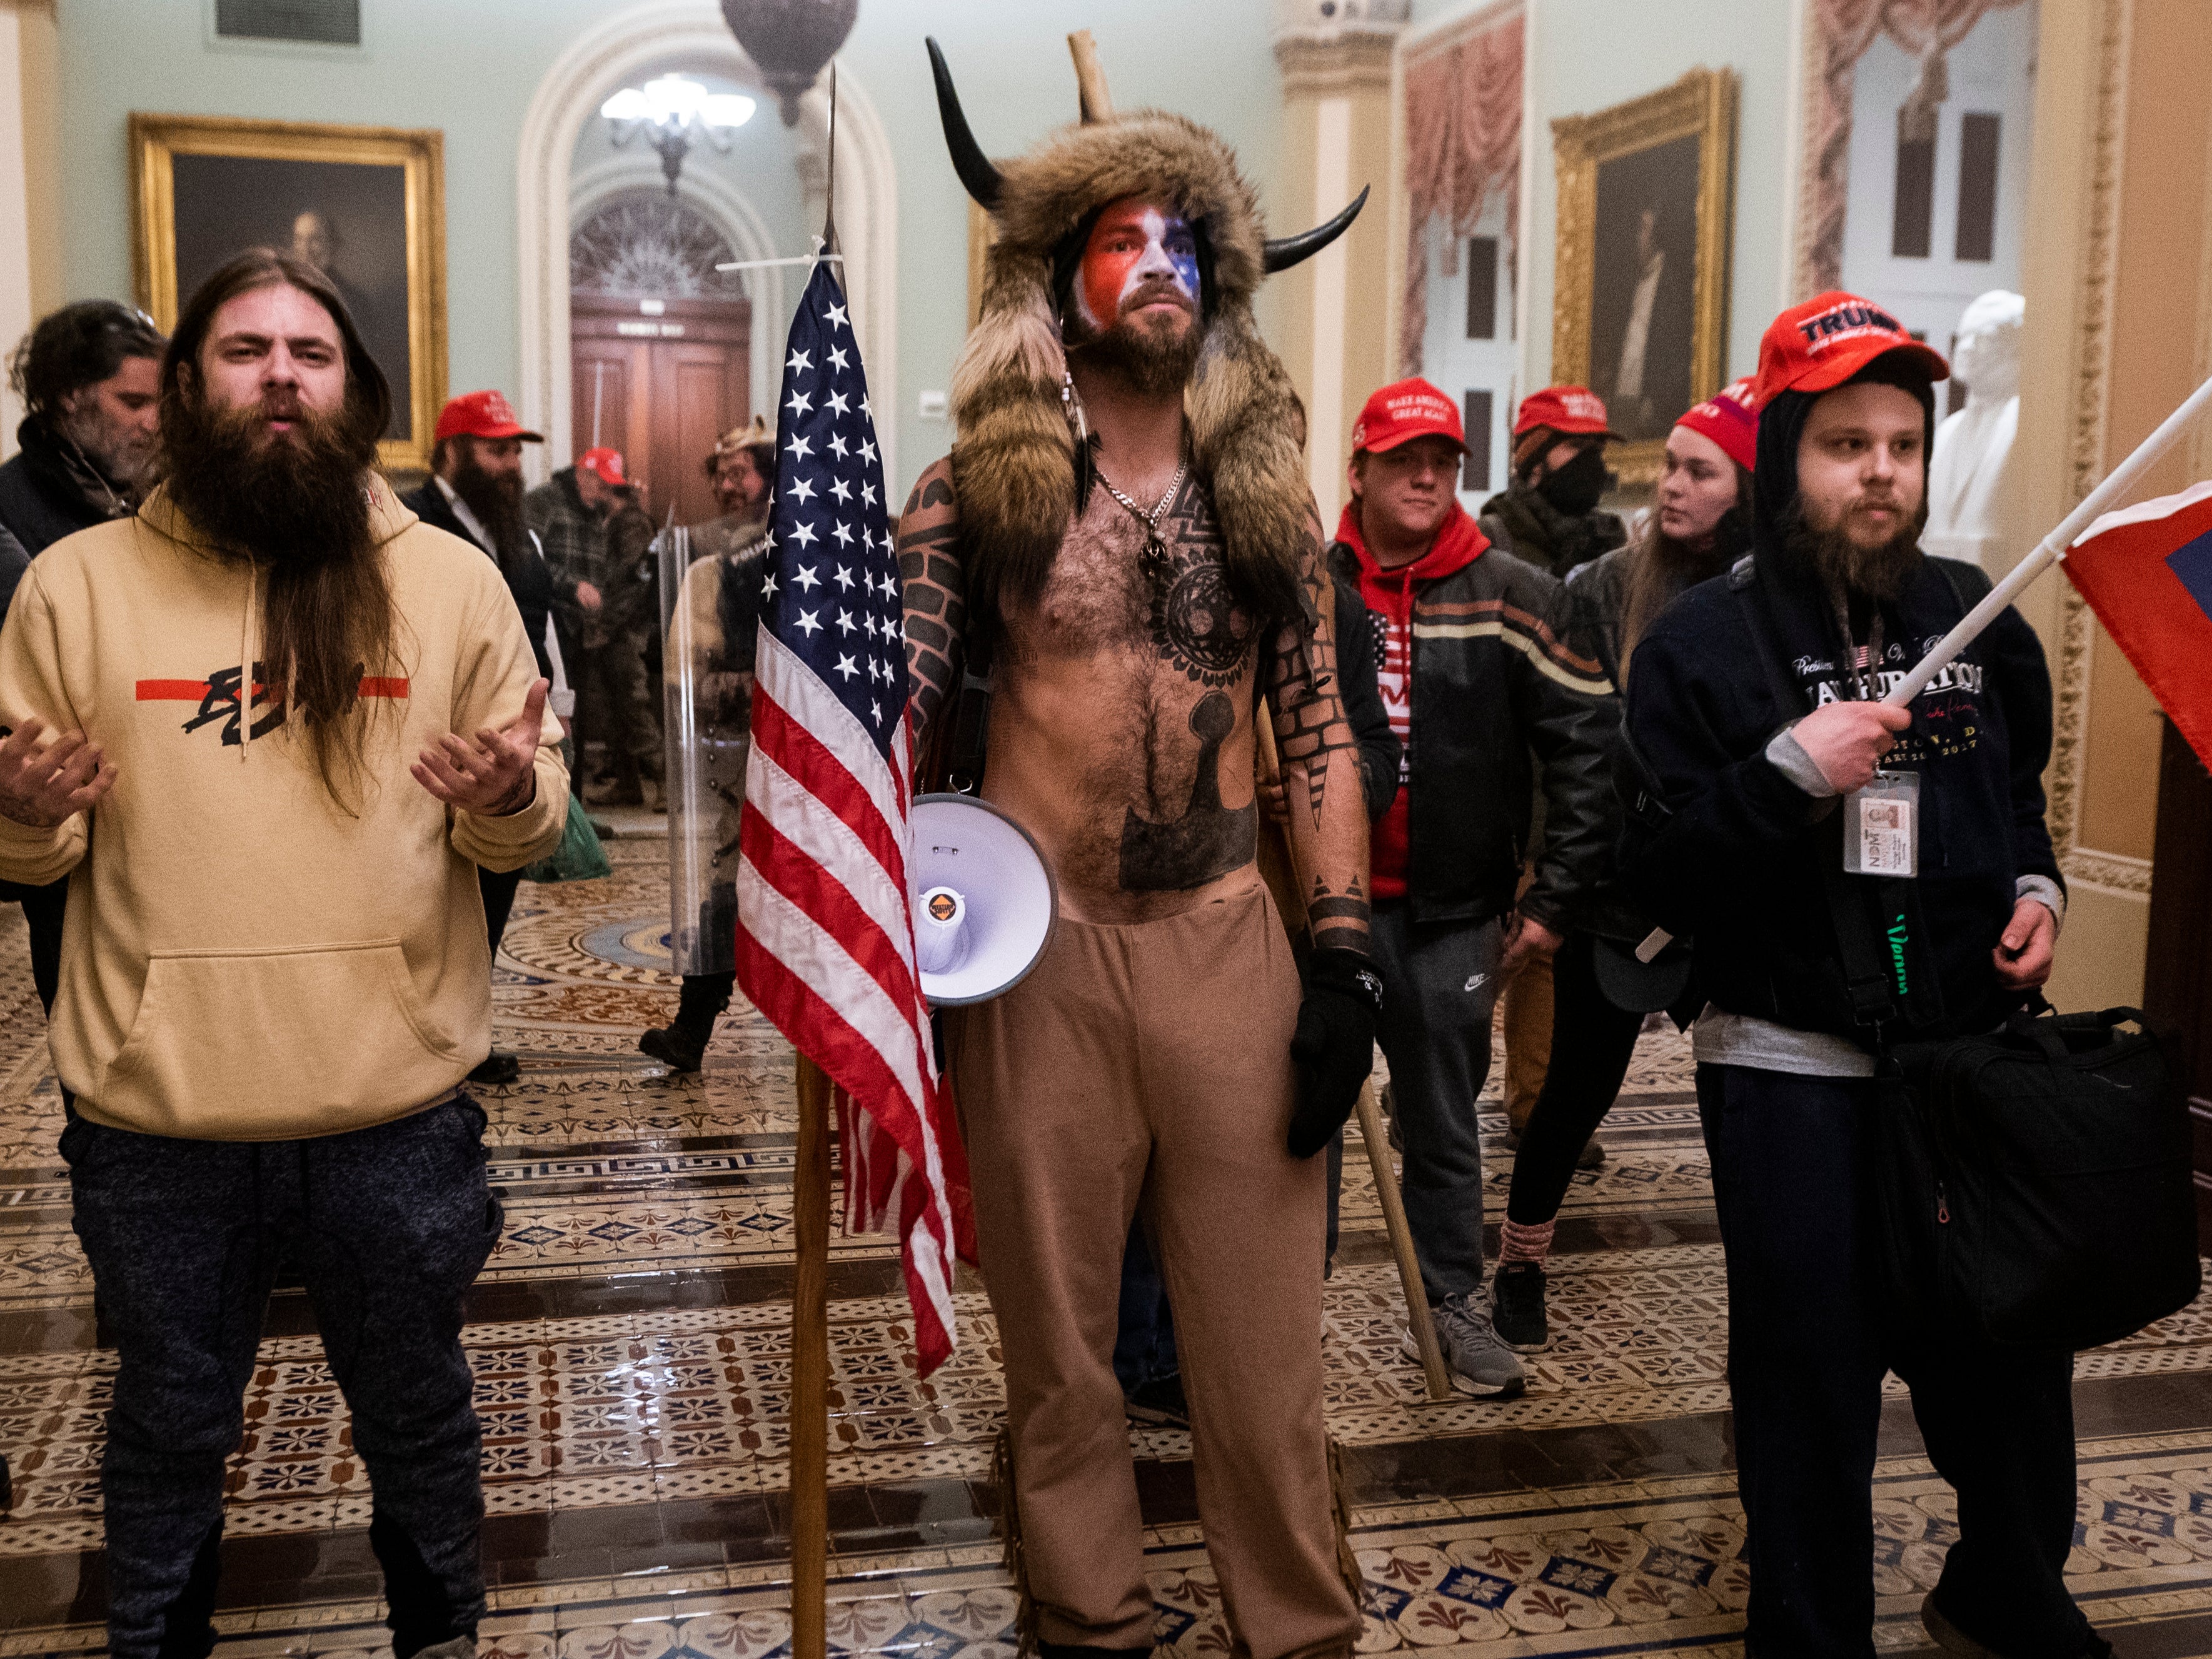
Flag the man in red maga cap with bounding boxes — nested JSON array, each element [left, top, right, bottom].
[[1621, 294, 2089, 1655], [1331, 376, 1612, 1400], [403, 391, 578, 1087], [1479, 383, 1628, 579]]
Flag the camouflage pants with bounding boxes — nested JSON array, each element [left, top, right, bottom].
[[578, 629, 663, 781]]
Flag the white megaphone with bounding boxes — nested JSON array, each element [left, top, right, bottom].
[[910, 793, 1057, 1006]]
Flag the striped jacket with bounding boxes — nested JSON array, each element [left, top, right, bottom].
[[1329, 537, 1614, 928]]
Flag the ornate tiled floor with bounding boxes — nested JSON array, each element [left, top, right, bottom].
[[4, 833, 2212, 1657]]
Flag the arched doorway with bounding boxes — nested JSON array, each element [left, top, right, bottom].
[[569, 192, 752, 526], [516, 0, 899, 488]]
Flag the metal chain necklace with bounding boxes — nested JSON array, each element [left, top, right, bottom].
[[1093, 452, 1190, 580]]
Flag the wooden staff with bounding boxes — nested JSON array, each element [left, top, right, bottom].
[[790, 1054, 833, 1659], [1254, 719, 1452, 1403]]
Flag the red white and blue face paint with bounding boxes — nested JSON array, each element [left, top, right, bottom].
[[1075, 198, 1201, 332]]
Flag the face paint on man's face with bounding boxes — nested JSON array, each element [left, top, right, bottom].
[[1076, 199, 1201, 332]]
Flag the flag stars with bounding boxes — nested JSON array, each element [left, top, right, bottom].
[[786, 348, 813, 374], [832, 521, 855, 548], [826, 301, 848, 328], [787, 476, 817, 505], [834, 653, 858, 681], [793, 564, 820, 592], [862, 481, 877, 509], [830, 477, 852, 505], [785, 387, 813, 418], [795, 609, 822, 638], [787, 434, 813, 460], [833, 564, 855, 591], [860, 437, 877, 464], [761, 572, 779, 599], [835, 608, 857, 634], [827, 390, 850, 417], [790, 521, 818, 548], [827, 344, 850, 373], [829, 433, 849, 460]]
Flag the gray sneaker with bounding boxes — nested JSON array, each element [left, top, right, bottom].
[[1404, 1291, 1527, 1398]]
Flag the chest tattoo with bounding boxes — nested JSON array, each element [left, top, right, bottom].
[[1119, 690, 1255, 892], [1144, 479, 1254, 688]]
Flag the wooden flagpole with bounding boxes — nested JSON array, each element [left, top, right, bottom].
[[1253, 721, 1452, 1403], [791, 69, 840, 1659], [790, 1054, 832, 1659]]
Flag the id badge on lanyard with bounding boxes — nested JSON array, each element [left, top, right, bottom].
[[1842, 769, 1919, 878]]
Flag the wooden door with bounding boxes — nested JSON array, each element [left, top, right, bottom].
[[570, 295, 750, 524], [570, 336, 648, 463], [2141, 717, 2212, 1249]]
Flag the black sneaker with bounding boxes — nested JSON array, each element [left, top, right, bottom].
[[1921, 1593, 2111, 1659], [1576, 1136, 1606, 1170], [1124, 1373, 1190, 1430], [639, 1025, 708, 1073], [467, 1049, 520, 1086], [1491, 1263, 1549, 1352]]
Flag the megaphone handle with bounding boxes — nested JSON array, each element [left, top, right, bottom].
[[1255, 707, 1451, 1403]]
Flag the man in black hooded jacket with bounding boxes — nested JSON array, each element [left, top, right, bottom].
[[0, 301, 166, 1015], [1624, 293, 2096, 1658]]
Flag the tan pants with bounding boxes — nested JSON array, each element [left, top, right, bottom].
[[1501, 951, 1554, 1132], [946, 874, 1359, 1659]]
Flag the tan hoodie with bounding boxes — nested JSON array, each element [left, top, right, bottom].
[[0, 477, 567, 1139]]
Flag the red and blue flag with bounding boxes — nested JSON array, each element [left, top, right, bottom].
[[2064, 479, 2212, 769], [733, 261, 974, 1375]]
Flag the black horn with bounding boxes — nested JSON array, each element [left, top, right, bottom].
[[1262, 185, 1371, 273], [927, 38, 1004, 212]]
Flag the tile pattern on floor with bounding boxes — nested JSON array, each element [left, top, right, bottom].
[[6, 835, 2212, 1659]]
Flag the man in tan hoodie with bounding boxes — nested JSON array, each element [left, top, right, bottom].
[[0, 249, 564, 1659]]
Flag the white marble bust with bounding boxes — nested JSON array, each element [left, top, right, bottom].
[[1925, 290, 2024, 571]]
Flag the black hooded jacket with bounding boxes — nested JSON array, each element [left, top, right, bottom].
[[1619, 364, 2061, 1047], [0, 416, 133, 619]]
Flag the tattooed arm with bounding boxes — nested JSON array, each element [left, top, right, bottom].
[[1267, 504, 1372, 956], [897, 458, 967, 763]]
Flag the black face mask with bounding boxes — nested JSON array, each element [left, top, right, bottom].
[[1536, 444, 1609, 516]]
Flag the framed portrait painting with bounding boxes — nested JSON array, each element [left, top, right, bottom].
[[1551, 69, 1737, 484], [130, 113, 447, 473]]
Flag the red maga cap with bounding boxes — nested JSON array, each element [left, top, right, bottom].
[[1674, 377, 1759, 473], [1512, 384, 1619, 439], [1754, 291, 1949, 404], [1350, 378, 1467, 455], [577, 447, 629, 488], [434, 389, 541, 444]]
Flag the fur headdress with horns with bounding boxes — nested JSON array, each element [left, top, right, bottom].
[[929, 37, 1365, 636]]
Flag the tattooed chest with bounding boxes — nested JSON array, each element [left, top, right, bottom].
[[1018, 479, 1258, 689]]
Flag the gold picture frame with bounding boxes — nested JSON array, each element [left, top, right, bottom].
[[1551, 69, 1737, 487], [129, 113, 447, 473]]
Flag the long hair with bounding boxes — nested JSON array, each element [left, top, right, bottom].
[[158, 248, 398, 809], [1618, 460, 1753, 681]]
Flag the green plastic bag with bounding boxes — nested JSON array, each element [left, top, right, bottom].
[[520, 792, 612, 884]]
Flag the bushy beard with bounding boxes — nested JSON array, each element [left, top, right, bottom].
[[159, 391, 380, 571], [1784, 491, 1928, 604], [1067, 289, 1201, 399], [449, 442, 528, 568], [155, 386, 395, 807]]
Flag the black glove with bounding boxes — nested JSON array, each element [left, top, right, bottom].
[[1287, 948, 1384, 1158]]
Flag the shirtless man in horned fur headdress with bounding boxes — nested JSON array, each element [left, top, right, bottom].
[[897, 40, 1375, 1659]]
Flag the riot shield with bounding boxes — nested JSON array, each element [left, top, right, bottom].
[[660, 521, 762, 977]]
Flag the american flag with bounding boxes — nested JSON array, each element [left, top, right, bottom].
[[733, 263, 973, 1375]]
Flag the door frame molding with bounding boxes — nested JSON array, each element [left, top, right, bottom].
[[518, 0, 897, 483]]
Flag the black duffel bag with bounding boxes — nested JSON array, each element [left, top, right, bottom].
[[1874, 1002, 2201, 1351]]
